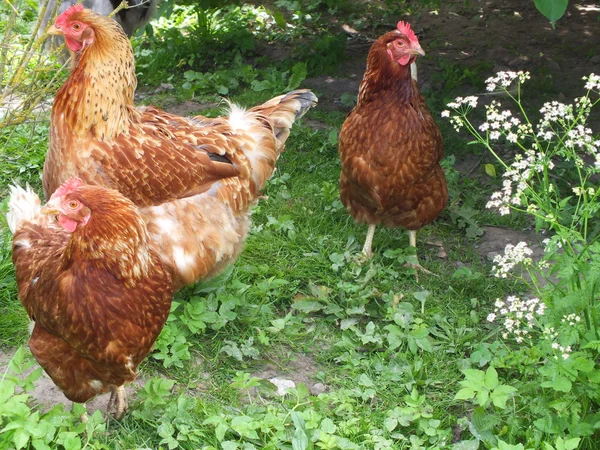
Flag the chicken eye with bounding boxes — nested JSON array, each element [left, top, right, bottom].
[[395, 40, 404, 47], [68, 200, 79, 209], [72, 23, 81, 31]]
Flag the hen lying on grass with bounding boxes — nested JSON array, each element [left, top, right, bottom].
[[7, 178, 173, 420], [338, 21, 447, 272], [44, 5, 318, 290]]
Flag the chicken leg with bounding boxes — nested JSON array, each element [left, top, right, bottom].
[[405, 230, 433, 276], [361, 224, 376, 258], [107, 385, 128, 420]]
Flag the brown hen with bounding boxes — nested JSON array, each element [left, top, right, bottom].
[[7, 178, 172, 419], [44, 5, 318, 289], [338, 21, 447, 269]]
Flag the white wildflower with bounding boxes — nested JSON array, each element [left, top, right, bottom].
[[441, 110, 450, 118], [485, 71, 529, 92], [491, 295, 544, 343], [583, 73, 600, 91], [492, 242, 533, 278]]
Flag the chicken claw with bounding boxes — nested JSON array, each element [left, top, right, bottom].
[[107, 385, 128, 420]]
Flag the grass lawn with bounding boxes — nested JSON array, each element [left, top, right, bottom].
[[1, 0, 600, 449]]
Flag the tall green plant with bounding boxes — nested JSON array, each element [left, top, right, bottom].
[[444, 72, 600, 447]]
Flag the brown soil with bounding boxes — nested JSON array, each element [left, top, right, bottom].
[[304, 0, 600, 111]]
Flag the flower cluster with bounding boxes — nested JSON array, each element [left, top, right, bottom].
[[486, 149, 553, 215], [485, 71, 530, 92], [541, 327, 572, 359], [551, 342, 572, 360], [487, 296, 546, 343], [446, 96, 478, 110], [562, 313, 581, 326], [583, 73, 600, 91], [442, 96, 478, 132], [572, 187, 595, 196], [491, 242, 534, 277], [538, 101, 575, 128]]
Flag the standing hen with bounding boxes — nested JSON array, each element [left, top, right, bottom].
[[44, 5, 318, 289], [7, 178, 172, 419], [338, 21, 447, 270]]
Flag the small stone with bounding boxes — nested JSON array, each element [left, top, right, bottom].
[[488, 48, 512, 64], [420, 82, 432, 93], [486, 251, 500, 262], [590, 55, 600, 64], [154, 83, 175, 94], [310, 383, 327, 395], [545, 59, 561, 72], [508, 56, 529, 68], [268, 378, 295, 396], [492, 64, 510, 74]]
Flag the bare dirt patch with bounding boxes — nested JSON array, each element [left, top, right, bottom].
[[303, 1, 599, 112], [251, 352, 327, 396], [476, 225, 545, 263]]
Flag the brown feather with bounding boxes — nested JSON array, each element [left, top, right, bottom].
[[339, 30, 447, 234], [44, 9, 318, 288], [12, 185, 172, 404]]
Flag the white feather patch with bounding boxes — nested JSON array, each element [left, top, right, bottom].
[[227, 103, 252, 132], [6, 184, 41, 234], [89, 380, 104, 391], [172, 246, 196, 275]]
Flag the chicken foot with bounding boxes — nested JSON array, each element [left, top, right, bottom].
[[404, 230, 436, 279], [107, 385, 128, 420]]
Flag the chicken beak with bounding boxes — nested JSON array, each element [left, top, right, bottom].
[[40, 198, 61, 216], [411, 45, 425, 57], [46, 25, 62, 36]]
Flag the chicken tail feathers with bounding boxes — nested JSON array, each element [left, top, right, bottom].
[[250, 88, 318, 147], [6, 184, 41, 234]]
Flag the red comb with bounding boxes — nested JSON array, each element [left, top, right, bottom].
[[55, 3, 84, 28], [50, 177, 84, 200], [397, 21, 419, 46]]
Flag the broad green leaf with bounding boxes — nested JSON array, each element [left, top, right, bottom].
[[534, 0, 568, 26], [463, 369, 486, 384], [319, 418, 336, 434], [484, 164, 496, 178], [484, 366, 499, 389], [384, 417, 398, 432], [541, 376, 572, 392], [491, 385, 517, 409], [286, 62, 308, 91], [271, 8, 287, 28], [454, 387, 475, 400], [476, 388, 489, 406], [292, 300, 323, 313], [12, 428, 30, 450], [563, 437, 581, 450], [452, 440, 480, 450]]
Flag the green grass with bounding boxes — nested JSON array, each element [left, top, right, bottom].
[[3, 1, 597, 449], [0, 93, 521, 447]]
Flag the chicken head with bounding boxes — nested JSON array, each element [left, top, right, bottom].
[[42, 177, 91, 232], [47, 4, 96, 53], [386, 21, 425, 66]]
